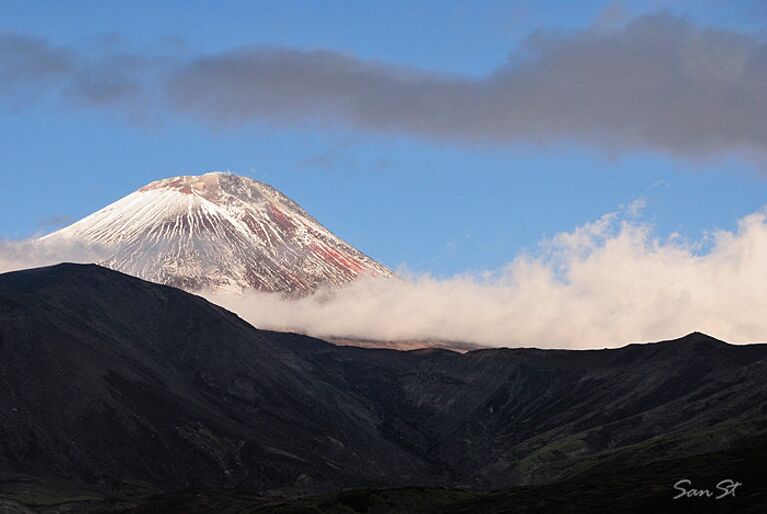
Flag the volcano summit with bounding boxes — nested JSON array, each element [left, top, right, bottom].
[[38, 172, 390, 294]]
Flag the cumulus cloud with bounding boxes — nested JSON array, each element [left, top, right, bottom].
[[2, 13, 766, 159], [3, 203, 767, 348], [206, 206, 767, 348]]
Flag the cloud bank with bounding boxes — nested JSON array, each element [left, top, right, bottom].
[[2, 13, 766, 159], [207, 206, 767, 349], [2, 204, 767, 348]]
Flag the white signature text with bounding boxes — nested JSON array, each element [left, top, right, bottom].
[[673, 479, 742, 500]]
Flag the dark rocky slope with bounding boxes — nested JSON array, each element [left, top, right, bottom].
[[0, 264, 431, 498], [127, 439, 767, 513], [0, 264, 765, 511], [274, 329, 767, 488]]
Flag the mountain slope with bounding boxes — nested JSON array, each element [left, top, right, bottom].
[[127, 442, 767, 513], [37, 172, 390, 294], [1, 264, 766, 510], [270, 330, 767, 488], [0, 264, 430, 497]]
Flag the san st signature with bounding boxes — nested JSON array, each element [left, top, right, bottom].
[[673, 479, 742, 500]]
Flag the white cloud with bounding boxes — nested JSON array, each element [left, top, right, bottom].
[[3, 205, 766, 349], [207, 206, 767, 348], [0, 238, 106, 274]]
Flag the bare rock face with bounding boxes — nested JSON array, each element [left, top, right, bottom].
[[38, 172, 390, 294]]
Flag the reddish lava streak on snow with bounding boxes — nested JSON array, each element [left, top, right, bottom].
[[310, 243, 366, 273], [140, 178, 193, 195], [267, 204, 296, 232]]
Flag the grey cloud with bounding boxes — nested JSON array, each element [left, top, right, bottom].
[[296, 139, 358, 170], [593, 1, 630, 30], [169, 14, 767, 158], [0, 34, 159, 114], [2, 13, 766, 159], [0, 35, 74, 105], [0, 34, 73, 83], [296, 151, 351, 171]]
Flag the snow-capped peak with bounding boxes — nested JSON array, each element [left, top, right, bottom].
[[39, 172, 391, 294]]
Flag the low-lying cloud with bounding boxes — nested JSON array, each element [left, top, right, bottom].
[[2, 204, 767, 348], [2, 12, 766, 160], [0, 238, 107, 275], [207, 206, 767, 348]]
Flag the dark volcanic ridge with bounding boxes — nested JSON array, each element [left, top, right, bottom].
[[0, 263, 766, 511]]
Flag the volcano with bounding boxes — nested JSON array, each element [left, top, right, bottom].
[[38, 172, 390, 294]]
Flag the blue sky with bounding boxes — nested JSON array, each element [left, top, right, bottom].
[[1, 0, 765, 276]]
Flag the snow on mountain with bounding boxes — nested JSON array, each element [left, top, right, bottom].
[[38, 172, 391, 294]]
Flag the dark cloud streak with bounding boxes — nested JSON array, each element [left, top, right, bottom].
[[0, 34, 73, 84], [2, 14, 765, 160]]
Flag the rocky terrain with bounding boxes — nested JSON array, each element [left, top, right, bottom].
[[0, 263, 765, 512]]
